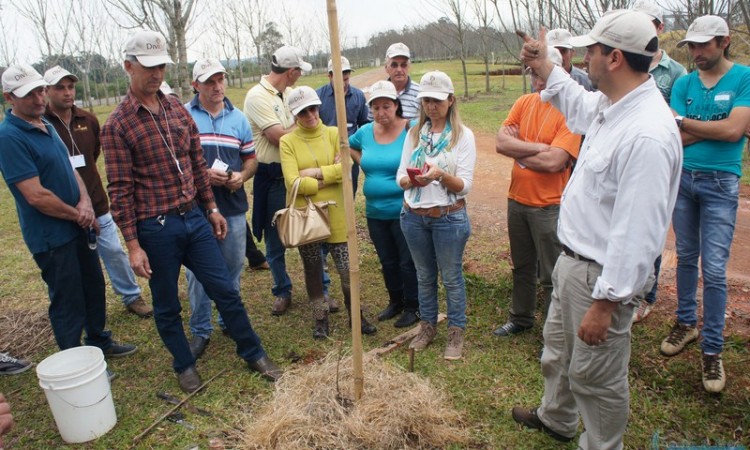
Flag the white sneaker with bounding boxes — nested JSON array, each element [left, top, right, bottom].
[[632, 300, 654, 323]]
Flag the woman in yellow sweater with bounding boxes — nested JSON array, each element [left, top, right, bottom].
[[279, 86, 377, 339]]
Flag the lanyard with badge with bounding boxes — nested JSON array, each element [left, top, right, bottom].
[[50, 113, 86, 168], [207, 107, 230, 173]]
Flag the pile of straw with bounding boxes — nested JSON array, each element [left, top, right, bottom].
[[241, 352, 469, 449], [0, 309, 53, 357]]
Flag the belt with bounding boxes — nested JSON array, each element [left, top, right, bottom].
[[165, 201, 197, 216], [403, 198, 466, 218], [562, 245, 595, 263]]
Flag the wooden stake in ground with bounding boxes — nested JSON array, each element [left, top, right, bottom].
[[325, 0, 364, 400]]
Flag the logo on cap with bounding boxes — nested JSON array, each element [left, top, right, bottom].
[[14, 68, 29, 81], [146, 38, 163, 50]]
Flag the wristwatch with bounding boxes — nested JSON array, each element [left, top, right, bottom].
[[207, 207, 220, 216], [674, 115, 684, 129]]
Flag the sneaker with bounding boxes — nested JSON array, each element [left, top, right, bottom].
[[702, 352, 726, 393], [444, 326, 464, 360], [632, 300, 654, 323], [409, 321, 437, 351], [126, 297, 153, 318], [0, 352, 32, 375], [511, 407, 575, 443], [660, 322, 699, 356], [103, 341, 138, 358], [492, 321, 531, 337]]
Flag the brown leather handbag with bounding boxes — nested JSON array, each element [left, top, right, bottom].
[[272, 178, 334, 248]]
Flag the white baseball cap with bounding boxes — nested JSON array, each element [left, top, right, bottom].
[[272, 46, 312, 72], [547, 29, 573, 49], [2, 64, 47, 97], [287, 85, 322, 116], [677, 15, 729, 47], [124, 29, 174, 67], [43, 65, 79, 85], [193, 58, 227, 82], [367, 80, 398, 106], [633, 0, 663, 23], [386, 42, 411, 59], [569, 10, 657, 57], [416, 71, 454, 101], [327, 56, 352, 73]]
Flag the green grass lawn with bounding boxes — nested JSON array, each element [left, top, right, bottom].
[[1, 60, 749, 449]]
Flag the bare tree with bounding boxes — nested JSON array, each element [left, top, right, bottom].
[[236, 0, 268, 77], [14, 0, 73, 65], [106, 0, 199, 98], [424, 0, 471, 98], [0, 0, 19, 67], [472, 0, 495, 93]]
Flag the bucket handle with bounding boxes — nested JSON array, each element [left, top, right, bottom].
[[46, 389, 112, 409]]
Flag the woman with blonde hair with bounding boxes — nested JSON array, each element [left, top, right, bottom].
[[397, 71, 476, 360]]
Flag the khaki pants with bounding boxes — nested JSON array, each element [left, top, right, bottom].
[[537, 254, 637, 450]]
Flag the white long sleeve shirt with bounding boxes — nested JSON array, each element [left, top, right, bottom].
[[397, 125, 476, 208], [541, 66, 682, 303]]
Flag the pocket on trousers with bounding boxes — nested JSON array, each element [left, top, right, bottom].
[[571, 337, 626, 386], [715, 175, 739, 197], [137, 217, 166, 237]]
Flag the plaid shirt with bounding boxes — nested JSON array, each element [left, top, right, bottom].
[[102, 90, 214, 241]]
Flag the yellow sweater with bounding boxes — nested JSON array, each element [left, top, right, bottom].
[[279, 120, 346, 243]]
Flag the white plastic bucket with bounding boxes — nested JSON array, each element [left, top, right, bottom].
[[36, 346, 117, 443]]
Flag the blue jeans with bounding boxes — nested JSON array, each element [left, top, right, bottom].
[[673, 169, 738, 354], [367, 217, 419, 311], [186, 213, 246, 338], [96, 212, 142, 306], [264, 179, 293, 298], [137, 209, 266, 373], [400, 207, 471, 329], [32, 230, 113, 351], [644, 255, 661, 304]]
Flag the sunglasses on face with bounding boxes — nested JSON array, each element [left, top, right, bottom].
[[298, 105, 319, 116], [389, 62, 409, 69]]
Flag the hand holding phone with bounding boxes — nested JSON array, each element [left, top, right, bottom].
[[407, 164, 429, 187]]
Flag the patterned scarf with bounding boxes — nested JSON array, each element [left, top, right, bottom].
[[408, 120, 453, 202]]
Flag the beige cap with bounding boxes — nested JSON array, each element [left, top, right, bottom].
[[2, 64, 47, 97], [124, 29, 174, 67], [272, 46, 312, 72], [417, 71, 454, 101], [367, 80, 398, 106], [193, 58, 227, 82], [569, 10, 657, 57], [633, 0, 663, 23], [677, 15, 729, 47], [287, 85, 321, 116], [327, 56, 352, 73], [547, 29, 573, 49], [386, 42, 411, 59], [43, 65, 79, 85]]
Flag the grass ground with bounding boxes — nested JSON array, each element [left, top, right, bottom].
[[1, 60, 749, 449]]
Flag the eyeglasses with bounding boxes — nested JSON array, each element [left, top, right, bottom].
[[389, 62, 409, 69], [298, 105, 319, 116]]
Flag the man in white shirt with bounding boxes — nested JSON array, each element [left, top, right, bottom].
[[511, 11, 682, 449]]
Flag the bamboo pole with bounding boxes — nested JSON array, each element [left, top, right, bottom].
[[325, 0, 364, 400]]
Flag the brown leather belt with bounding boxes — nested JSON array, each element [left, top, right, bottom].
[[562, 245, 595, 263], [403, 198, 466, 218], [165, 201, 197, 216]]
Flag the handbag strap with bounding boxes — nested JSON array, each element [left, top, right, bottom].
[[286, 178, 302, 207]]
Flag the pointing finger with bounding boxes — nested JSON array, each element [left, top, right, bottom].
[[515, 29, 531, 42]]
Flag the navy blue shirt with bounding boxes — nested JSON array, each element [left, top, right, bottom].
[[316, 83, 370, 137], [0, 110, 81, 254]]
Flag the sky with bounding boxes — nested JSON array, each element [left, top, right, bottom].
[[1, 0, 447, 65]]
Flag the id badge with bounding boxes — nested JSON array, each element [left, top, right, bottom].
[[211, 159, 229, 172], [70, 154, 86, 168]]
